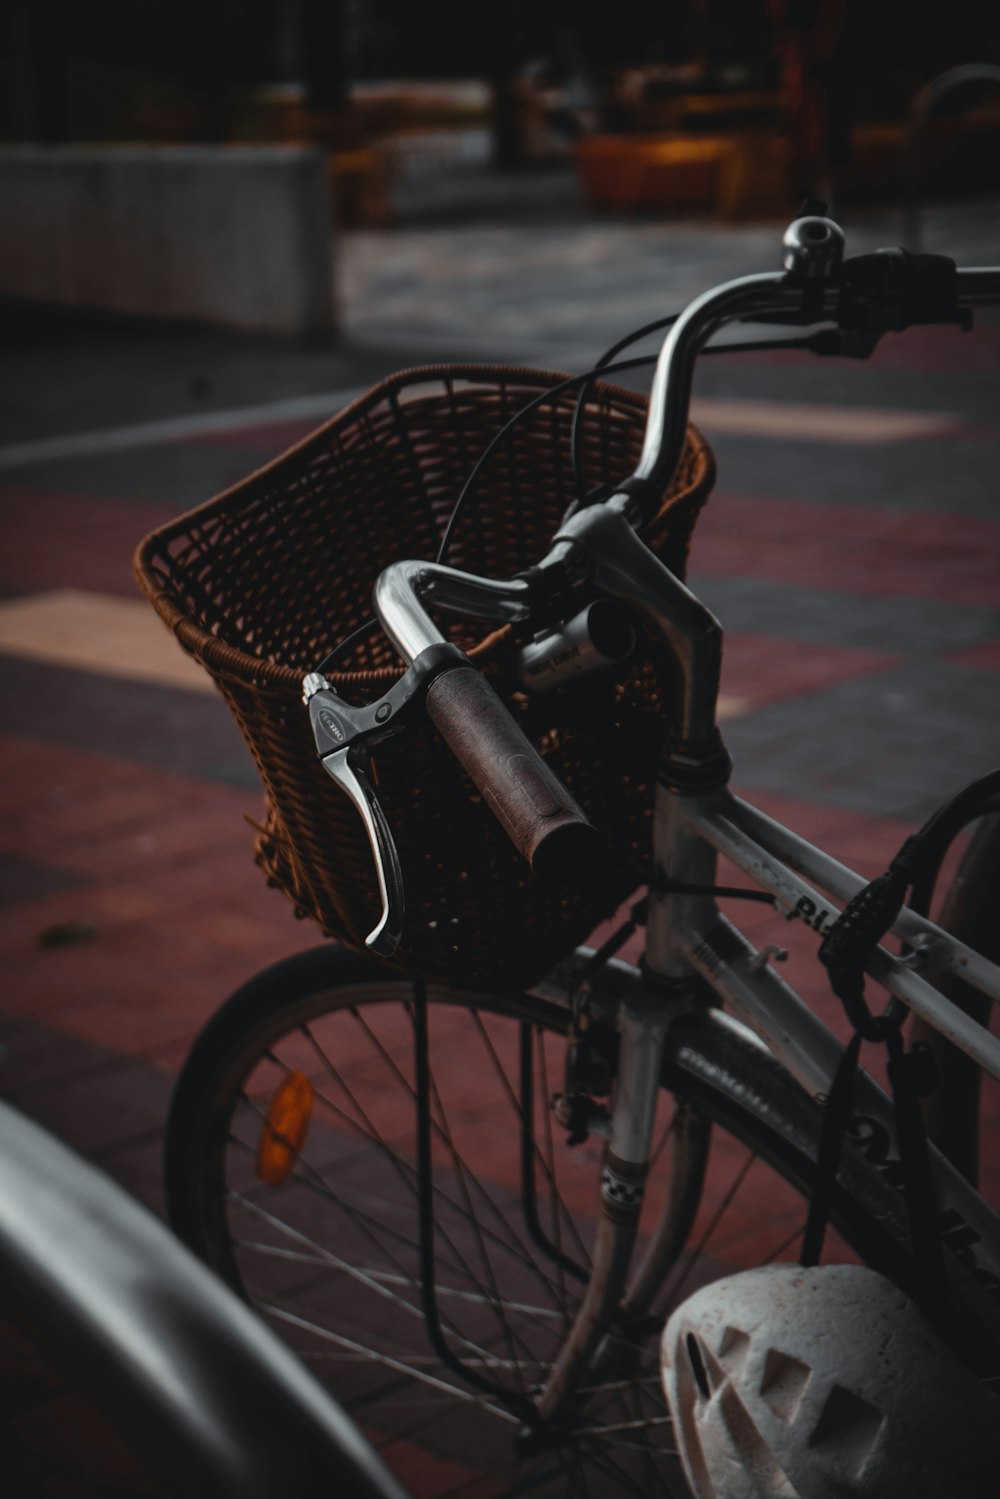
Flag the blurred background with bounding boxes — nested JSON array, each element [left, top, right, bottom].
[[4, 0, 1000, 221], [1, 3, 999, 1495], [3, 2, 1000, 347]]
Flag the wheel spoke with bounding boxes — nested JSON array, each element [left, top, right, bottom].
[[762, 1222, 805, 1265], [425, 1053, 538, 1389], [472, 1010, 592, 1272], [262, 1300, 521, 1422], [230, 1190, 530, 1373], [229, 1035, 589, 1389], [235, 1047, 576, 1329], [661, 1149, 759, 1309], [210, 993, 688, 1491], [303, 1011, 586, 1314]]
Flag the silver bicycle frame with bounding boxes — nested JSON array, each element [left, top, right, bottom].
[[371, 248, 1000, 1417]]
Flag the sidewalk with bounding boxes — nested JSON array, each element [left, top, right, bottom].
[[1, 186, 998, 1493]]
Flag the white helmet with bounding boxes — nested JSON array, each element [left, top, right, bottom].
[[661, 1263, 998, 1497]]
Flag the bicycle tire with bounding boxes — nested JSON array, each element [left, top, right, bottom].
[[164, 944, 1000, 1497], [912, 813, 1000, 1186]]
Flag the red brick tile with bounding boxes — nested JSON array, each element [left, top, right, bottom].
[[375, 1434, 502, 1499], [722, 632, 900, 709], [184, 419, 320, 450], [693, 493, 1000, 606], [0, 734, 258, 849], [0, 485, 178, 598], [0, 889, 103, 961], [21, 991, 198, 1057], [0, 887, 308, 1046], [0, 1383, 162, 1497], [867, 322, 1000, 373], [141, 1035, 198, 1073], [741, 323, 1000, 375], [5, 744, 255, 833], [944, 640, 1000, 672], [32, 816, 258, 887]]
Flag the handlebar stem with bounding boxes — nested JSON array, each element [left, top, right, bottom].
[[556, 504, 724, 747]]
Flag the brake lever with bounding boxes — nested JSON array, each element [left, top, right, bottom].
[[320, 745, 404, 957], [302, 643, 465, 959]]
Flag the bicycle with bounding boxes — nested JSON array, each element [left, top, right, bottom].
[[136, 210, 1000, 1496]]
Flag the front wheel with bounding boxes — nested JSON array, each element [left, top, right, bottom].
[[165, 945, 999, 1497]]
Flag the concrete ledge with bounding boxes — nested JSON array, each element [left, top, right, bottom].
[[0, 145, 335, 336]]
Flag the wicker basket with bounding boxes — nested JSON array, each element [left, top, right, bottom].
[[135, 365, 714, 992]]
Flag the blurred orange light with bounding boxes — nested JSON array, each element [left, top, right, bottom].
[[256, 1070, 314, 1185]]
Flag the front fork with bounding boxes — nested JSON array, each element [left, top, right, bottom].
[[530, 507, 729, 1431], [530, 780, 722, 1432], [532, 990, 675, 1426]]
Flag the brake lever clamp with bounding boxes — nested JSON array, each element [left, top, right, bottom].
[[303, 641, 466, 958]]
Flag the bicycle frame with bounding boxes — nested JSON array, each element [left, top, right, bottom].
[[369, 227, 1000, 1426], [687, 793, 1000, 1083], [526, 512, 1000, 1419], [649, 784, 1000, 1255], [375, 473, 1000, 1427]]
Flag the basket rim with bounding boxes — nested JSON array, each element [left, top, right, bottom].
[[133, 361, 713, 696]]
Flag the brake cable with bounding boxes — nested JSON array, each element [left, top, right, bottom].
[[316, 327, 843, 676]]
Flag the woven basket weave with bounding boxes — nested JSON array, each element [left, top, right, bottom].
[[135, 365, 714, 992]]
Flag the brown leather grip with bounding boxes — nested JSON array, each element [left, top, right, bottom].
[[425, 665, 602, 881]]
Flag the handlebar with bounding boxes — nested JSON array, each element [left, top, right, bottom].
[[311, 213, 1000, 959], [376, 233, 1000, 641], [425, 663, 601, 881], [604, 235, 1000, 531]]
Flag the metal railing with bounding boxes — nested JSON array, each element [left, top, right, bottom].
[[902, 63, 1000, 250], [0, 1098, 408, 1499]]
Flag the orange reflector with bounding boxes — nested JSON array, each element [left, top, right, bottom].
[[256, 1070, 314, 1185]]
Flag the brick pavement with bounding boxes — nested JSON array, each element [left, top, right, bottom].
[[1, 193, 998, 1494]]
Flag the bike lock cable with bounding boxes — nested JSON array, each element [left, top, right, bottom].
[[803, 768, 1000, 1318], [819, 767, 1000, 1040]]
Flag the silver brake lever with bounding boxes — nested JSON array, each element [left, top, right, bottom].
[[320, 746, 404, 958], [304, 644, 469, 960]]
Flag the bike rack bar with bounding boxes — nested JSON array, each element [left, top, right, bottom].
[[0, 1100, 408, 1499]]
